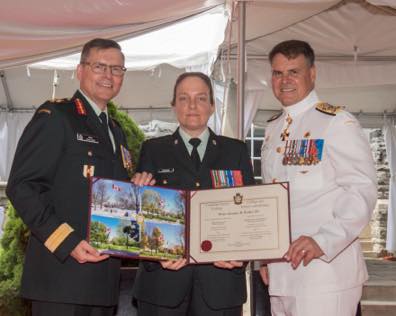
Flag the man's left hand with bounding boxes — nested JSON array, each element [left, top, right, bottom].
[[284, 236, 324, 269], [213, 261, 243, 269]]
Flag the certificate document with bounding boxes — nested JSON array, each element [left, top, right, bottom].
[[88, 177, 290, 263], [188, 183, 290, 263]]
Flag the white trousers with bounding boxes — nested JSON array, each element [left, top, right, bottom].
[[270, 286, 362, 316]]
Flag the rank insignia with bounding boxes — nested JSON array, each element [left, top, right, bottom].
[[315, 102, 343, 116], [83, 165, 95, 178], [120, 145, 133, 171], [210, 170, 243, 188], [51, 98, 69, 103], [37, 108, 51, 115], [74, 98, 87, 116]]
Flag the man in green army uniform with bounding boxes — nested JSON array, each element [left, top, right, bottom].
[[7, 38, 131, 316]]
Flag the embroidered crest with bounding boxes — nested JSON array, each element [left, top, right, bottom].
[[233, 193, 243, 205]]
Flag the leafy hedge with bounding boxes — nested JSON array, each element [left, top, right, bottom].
[[0, 102, 144, 315]]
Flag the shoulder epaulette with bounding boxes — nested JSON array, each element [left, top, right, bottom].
[[48, 98, 70, 104], [267, 111, 283, 122], [315, 102, 343, 116], [36, 107, 52, 115], [74, 98, 87, 116]]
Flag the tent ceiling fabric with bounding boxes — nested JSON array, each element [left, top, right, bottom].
[[0, 5, 228, 111], [29, 6, 228, 71], [0, 0, 224, 69], [242, 0, 396, 58], [216, 0, 396, 115]]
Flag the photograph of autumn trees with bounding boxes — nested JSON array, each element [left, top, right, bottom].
[[89, 177, 186, 260]]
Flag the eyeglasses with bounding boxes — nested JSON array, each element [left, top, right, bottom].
[[81, 62, 127, 76]]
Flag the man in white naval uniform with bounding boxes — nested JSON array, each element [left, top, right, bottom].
[[260, 40, 377, 316]]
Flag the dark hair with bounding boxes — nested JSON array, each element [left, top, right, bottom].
[[269, 40, 315, 67], [171, 72, 214, 106], [80, 38, 124, 63]]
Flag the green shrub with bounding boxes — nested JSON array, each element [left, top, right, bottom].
[[0, 203, 30, 316]]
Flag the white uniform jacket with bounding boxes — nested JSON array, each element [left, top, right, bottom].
[[261, 91, 377, 296]]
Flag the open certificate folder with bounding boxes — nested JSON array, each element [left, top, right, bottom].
[[88, 177, 291, 263]]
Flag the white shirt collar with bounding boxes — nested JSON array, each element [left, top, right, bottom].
[[283, 90, 319, 118], [79, 89, 108, 118]]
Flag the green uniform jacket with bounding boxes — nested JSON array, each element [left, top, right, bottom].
[[6, 91, 129, 305], [132, 128, 255, 309]]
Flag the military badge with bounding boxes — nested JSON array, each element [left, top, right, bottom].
[[120, 145, 133, 171], [37, 108, 51, 115], [280, 115, 293, 141], [210, 170, 243, 188], [52, 98, 69, 103], [83, 165, 95, 178], [267, 111, 282, 122], [315, 102, 343, 116], [282, 139, 324, 166]]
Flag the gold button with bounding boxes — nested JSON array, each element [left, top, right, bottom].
[[163, 179, 168, 184], [195, 182, 200, 187]]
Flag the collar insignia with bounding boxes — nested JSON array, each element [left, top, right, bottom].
[[74, 98, 87, 116]]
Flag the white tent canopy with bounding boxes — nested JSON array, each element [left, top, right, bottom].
[[1, 4, 228, 112], [0, 0, 225, 69], [216, 0, 396, 135]]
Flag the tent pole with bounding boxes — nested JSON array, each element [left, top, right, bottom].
[[0, 70, 13, 111], [237, 0, 246, 140]]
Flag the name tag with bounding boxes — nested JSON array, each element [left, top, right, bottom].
[[157, 168, 174, 174], [77, 133, 99, 144]]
